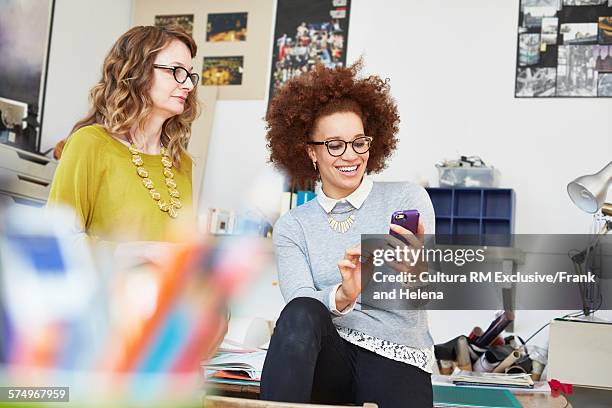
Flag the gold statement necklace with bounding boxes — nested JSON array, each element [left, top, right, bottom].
[[127, 137, 181, 218]]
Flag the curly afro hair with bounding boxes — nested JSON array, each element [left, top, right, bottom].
[[265, 60, 400, 189]]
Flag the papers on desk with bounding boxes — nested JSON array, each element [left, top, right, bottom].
[[433, 374, 551, 395], [203, 349, 267, 384], [450, 370, 534, 389]]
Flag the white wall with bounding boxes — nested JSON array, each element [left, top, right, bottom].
[[198, 100, 272, 212], [41, 0, 132, 152]]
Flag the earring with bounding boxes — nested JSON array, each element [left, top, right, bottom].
[[313, 161, 318, 171]]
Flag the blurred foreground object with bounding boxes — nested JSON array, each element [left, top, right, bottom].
[[0, 203, 269, 406]]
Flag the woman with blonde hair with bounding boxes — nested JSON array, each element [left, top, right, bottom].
[[48, 25, 199, 243]]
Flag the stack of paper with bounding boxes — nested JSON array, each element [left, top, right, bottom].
[[450, 370, 534, 389], [203, 349, 267, 385]]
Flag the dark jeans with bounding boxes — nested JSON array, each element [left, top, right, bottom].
[[260, 297, 433, 407]]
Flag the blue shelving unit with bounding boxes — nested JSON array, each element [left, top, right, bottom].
[[425, 188, 515, 246]]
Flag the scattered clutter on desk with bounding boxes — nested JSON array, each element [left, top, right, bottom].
[[0, 203, 270, 405], [436, 155, 499, 188], [203, 349, 266, 387], [547, 379, 573, 396], [434, 311, 548, 390], [450, 370, 533, 389], [202, 317, 272, 388]]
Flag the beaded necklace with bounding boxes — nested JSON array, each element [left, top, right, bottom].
[[126, 137, 181, 218]]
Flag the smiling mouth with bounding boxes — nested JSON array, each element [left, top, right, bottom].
[[173, 96, 186, 102], [335, 164, 359, 175]]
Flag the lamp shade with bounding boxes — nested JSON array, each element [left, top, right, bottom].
[[567, 161, 612, 214]]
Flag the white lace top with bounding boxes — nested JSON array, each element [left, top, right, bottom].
[[336, 326, 435, 374]]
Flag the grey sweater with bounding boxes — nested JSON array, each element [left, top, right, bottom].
[[273, 181, 436, 350]]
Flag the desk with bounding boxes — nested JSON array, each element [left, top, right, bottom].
[[513, 393, 569, 408], [206, 382, 571, 407]]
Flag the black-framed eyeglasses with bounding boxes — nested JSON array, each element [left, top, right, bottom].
[[153, 64, 199, 87], [306, 136, 373, 157]]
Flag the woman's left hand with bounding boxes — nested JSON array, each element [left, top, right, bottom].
[[385, 221, 428, 281]]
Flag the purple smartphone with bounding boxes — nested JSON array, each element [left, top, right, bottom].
[[390, 210, 419, 243]]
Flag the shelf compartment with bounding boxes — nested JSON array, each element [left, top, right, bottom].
[[483, 189, 513, 218], [435, 218, 452, 235], [454, 189, 482, 218], [483, 219, 512, 246], [427, 188, 453, 217], [453, 219, 481, 245]]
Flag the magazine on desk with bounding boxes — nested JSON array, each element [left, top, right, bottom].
[[450, 370, 534, 389], [202, 348, 267, 385]]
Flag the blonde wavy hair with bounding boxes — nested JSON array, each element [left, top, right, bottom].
[[72, 25, 199, 169]]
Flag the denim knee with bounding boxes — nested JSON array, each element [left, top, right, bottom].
[[274, 297, 330, 343]]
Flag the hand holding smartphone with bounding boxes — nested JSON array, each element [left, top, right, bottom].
[[390, 210, 419, 244]]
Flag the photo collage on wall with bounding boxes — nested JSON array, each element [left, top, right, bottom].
[[154, 12, 248, 86], [268, 0, 351, 101], [515, 0, 612, 97]]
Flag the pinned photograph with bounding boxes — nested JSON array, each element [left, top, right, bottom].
[[597, 73, 612, 95], [541, 17, 559, 44], [202, 56, 244, 86], [206, 12, 248, 42], [524, 6, 558, 28], [560, 23, 598, 44], [154, 14, 194, 36], [595, 45, 612, 71], [557, 45, 598, 96], [516, 67, 557, 96], [521, 0, 562, 10], [598, 17, 612, 44], [519, 34, 541, 66], [562, 0, 606, 4], [268, 0, 351, 101]]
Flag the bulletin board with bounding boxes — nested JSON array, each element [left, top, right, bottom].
[[515, 0, 612, 97], [133, 0, 274, 100]]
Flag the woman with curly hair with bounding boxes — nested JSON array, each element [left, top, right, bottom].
[[261, 62, 435, 407], [48, 25, 199, 243]]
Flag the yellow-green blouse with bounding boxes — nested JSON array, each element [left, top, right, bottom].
[[47, 124, 193, 241]]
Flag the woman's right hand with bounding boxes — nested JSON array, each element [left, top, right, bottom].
[[336, 245, 366, 307]]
